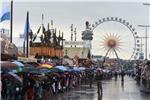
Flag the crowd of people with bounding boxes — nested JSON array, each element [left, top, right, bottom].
[[1, 60, 115, 100], [133, 60, 150, 91], [1, 59, 149, 100]]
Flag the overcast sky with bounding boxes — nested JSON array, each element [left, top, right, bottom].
[[0, 0, 150, 59], [1, 0, 149, 38]]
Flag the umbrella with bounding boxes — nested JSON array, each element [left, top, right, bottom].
[[24, 64, 35, 67], [8, 72, 22, 83], [64, 66, 73, 72], [26, 62, 39, 67], [40, 63, 53, 69], [96, 68, 102, 71], [21, 66, 37, 73], [1, 61, 18, 68], [1, 68, 10, 73], [38, 68, 52, 74], [1, 61, 21, 73], [44, 62, 54, 66], [79, 67, 86, 71], [22, 66, 47, 74], [73, 67, 81, 72], [12, 61, 24, 67], [55, 65, 68, 71], [49, 68, 64, 73]]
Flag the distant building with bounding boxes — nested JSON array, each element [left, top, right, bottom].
[[92, 55, 104, 61], [63, 47, 89, 59]]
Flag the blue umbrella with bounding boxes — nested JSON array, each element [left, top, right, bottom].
[[65, 66, 73, 72], [55, 65, 68, 71], [12, 61, 24, 67], [73, 67, 81, 72]]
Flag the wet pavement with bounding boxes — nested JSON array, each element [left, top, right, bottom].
[[52, 76, 150, 100]]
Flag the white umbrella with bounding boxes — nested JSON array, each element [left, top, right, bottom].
[[79, 67, 86, 71], [73, 67, 81, 72], [55, 66, 68, 71]]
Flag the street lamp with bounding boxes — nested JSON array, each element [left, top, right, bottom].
[[143, 2, 150, 60], [138, 25, 150, 59]]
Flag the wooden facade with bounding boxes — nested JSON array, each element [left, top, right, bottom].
[[30, 42, 63, 58]]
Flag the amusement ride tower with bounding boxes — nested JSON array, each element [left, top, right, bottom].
[[82, 21, 93, 58]]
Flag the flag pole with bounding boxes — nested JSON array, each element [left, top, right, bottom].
[[23, 40, 26, 56], [42, 14, 44, 34], [10, 0, 13, 43], [26, 11, 29, 58]]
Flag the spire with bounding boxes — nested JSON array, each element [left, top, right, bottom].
[[74, 28, 77, 41], [42, 14, 45, 34], [42, 14, 44, 26], [47, 23, 51, 43], [51, 20, 53, 29], [62, 32, 64, 49], [74, 28, 77, 47], [55, 28, 56, 34], [58, 30, 61, 45], [71, 24, 73, 47], [47, 23, 49, 30], [59, 30, 61, 37]]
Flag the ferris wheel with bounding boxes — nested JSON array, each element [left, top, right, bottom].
[[90, 17, 140, 60]]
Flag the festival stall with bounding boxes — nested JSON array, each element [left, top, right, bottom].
[[140, 61, 150, 92]]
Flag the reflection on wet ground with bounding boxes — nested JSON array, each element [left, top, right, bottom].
[[51, 76, 150, 100]]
